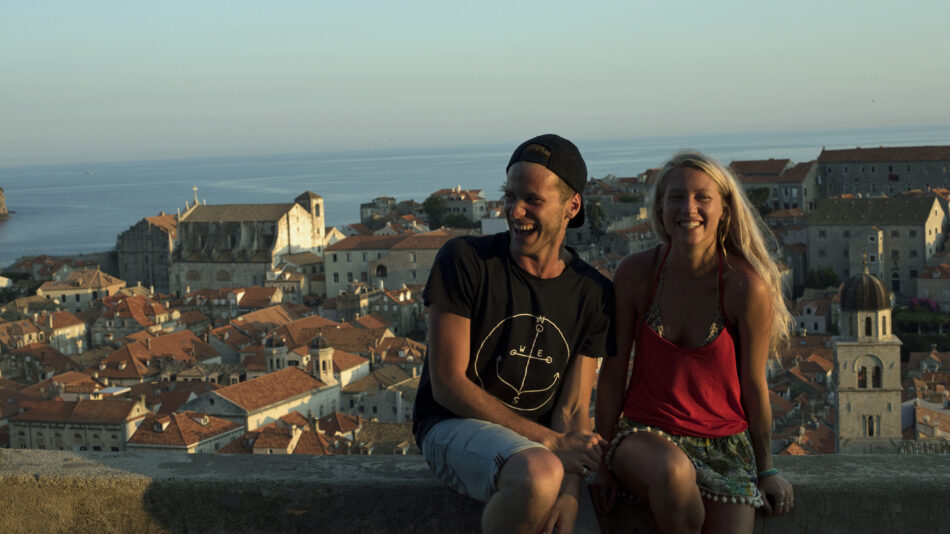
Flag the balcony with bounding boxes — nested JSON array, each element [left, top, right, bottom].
[[0, 449, 945, 533]]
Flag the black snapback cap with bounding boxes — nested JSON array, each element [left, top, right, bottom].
[[507, 134, 587, 228]]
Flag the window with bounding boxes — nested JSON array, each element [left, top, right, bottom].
[[865, 317, 872, 336], [818, 230, 827, 238], [910, 269, 917, 278], [858, 366, 867, 388], [843, 230, 851, 238], [75, 295, 80, 302], [869, 254, 877, 263], [362, 252, 367, 261], [409, 253, 416, 263], [891, 250, 900, 260], [868, 235, 876, 242], [332, 254, 338, 262], [891, 230, 899, 238], [347, 272, 353, 283], [411, 270, 418, 280], [867, 416, 875, 437], [872, 366, 882, 388], [882, 316, 887, 336], [333, 273, 339, 283], [910, 249, 918, 258], [346, 253, 351, 262]]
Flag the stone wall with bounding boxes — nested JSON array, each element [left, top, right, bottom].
[[0, 450, 947, 533]]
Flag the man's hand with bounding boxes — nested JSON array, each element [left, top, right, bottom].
[[546, 429, 606, 476]]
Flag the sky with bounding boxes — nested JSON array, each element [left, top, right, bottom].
[[2, 0, 949, 167]]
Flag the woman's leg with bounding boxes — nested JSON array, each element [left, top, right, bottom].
[[700, 500, 754, 534], [612, 431, 704, 534]]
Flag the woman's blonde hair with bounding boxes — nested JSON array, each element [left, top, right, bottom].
[[647, 150, 791, 350]]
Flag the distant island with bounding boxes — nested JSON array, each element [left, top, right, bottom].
[[0, 187, 10, 220]]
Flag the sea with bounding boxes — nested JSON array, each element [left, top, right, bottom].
[[1, 125, 949, 267]]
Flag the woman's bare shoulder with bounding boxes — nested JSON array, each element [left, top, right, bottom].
[[615, 246, 662, 284], [722, 254, 770, 313]]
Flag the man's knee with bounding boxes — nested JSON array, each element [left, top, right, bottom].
[[497, 447, 564, 500]]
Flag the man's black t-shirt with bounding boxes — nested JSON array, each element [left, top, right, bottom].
[[412, 233, 615, 445]]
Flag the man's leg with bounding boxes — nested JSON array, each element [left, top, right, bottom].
[[421, 419, 565, 534], [482, 446, 563, 534]]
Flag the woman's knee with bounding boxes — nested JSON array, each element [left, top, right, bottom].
[[614, 434, 695, 495]]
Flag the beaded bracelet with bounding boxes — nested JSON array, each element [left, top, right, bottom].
[[757, 467, 779, 479]]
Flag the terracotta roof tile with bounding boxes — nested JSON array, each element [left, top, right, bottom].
[[11, 398, 145, 424], [215, 367, 325, 412], [128, 411, 240, 447]]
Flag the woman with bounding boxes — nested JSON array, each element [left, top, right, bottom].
[[594, 150, 794, 533]]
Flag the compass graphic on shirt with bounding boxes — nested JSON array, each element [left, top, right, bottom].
[[473, 313, 570, 413]]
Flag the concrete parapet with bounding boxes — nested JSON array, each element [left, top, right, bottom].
[[0, 450, 947, 533]]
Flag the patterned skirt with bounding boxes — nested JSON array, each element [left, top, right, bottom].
[[606, 417, 764, 507]]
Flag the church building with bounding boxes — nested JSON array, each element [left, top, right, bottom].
[[169, 191, 326, 295]]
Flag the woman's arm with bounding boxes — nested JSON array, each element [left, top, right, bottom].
[[730, 267, 794, 514], [594, 254, 642, 443]]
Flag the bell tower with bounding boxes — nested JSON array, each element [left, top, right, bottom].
[[834, 261, 902, 453]]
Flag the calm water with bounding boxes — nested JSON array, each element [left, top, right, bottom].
[[1, 125, 949, 266]]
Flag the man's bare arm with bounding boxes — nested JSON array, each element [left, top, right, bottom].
[[428, 304, 602, 467]]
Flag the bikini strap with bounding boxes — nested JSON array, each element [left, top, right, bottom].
[[635, 244, 665, 343], [645, 244, 670, 312]]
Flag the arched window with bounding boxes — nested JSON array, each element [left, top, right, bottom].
[[864, 316, 872, 337], [375, 265, 388, 278], [882, 315, 887, 336], [872, 366, 882, 388], [187, 270, 202, 281], [858, 366, 867, 388], [216, 270, 231, 281]]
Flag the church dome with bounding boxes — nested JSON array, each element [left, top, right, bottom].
[[310, 334, 331, 350], [264, 334, 286, 348], [841, 267, 889, 311]]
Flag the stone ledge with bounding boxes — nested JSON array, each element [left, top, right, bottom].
[[0, 450, 947, 533]]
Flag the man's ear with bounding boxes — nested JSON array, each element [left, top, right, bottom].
[[567, 193, 581, 219]]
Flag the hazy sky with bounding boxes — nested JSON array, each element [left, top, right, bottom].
[[3, 1, 948, 166]]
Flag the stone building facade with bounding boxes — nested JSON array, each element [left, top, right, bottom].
[[324, 230, 452, 297], [35, 269, 126, 314], [731, 159, 820, 213], [834, 269, 902, 453], [817, 145, 950, 197], [807, 196, 945, 298], [116, 213, 177, 294], [8, 397, 149, 452], [169, 192, 325, 295]]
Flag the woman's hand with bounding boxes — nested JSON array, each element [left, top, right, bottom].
[[589, 463, 618, 514], [758, 474, 793, 514], [541, 490, 579, 534]]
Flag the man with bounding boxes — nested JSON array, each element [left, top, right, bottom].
[[413, 134, 615, 534]]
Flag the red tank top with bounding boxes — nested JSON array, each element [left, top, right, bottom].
[[622, 246, 748, 438]]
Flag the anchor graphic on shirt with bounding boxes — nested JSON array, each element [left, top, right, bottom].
[[474, 313, 569, 412]]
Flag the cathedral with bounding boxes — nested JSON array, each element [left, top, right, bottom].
[[169, 191, 326, 295], [834, 263, 903, 453]]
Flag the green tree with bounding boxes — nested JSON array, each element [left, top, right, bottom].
[[586, 200, 606, 241], [423, 194, 446, 229], [805, 266, 840, 289], [745, 187, 771, 217], [442, 213, 478, 229]]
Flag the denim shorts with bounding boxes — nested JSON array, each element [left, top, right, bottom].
[[420, 418, 546, 503]]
